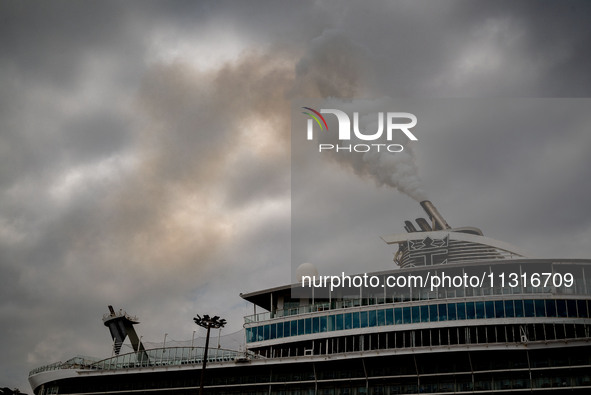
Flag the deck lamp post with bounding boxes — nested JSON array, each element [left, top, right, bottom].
[[194, 314, 226, 395]]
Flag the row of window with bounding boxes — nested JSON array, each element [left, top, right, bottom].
[[246, 298, 590, 343]]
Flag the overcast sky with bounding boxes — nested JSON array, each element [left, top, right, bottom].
[[2, 1, 591, 391]]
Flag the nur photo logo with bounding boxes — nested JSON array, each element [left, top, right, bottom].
[[301, 107, 418, 153]]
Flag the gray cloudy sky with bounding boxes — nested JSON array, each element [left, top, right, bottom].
[[2, 1, 591, 391]]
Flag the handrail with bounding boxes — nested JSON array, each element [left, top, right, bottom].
[[29, 346, 259, 376]]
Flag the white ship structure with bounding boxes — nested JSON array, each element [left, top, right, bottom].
[[29, 201, 591, 394]]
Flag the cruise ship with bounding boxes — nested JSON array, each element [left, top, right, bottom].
[[29, 201, 591, 394]]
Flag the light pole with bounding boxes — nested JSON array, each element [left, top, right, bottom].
[[194, 314, 226, 395], [162, 333, 168, 365]]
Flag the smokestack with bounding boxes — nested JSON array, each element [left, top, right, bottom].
[[415, 218, 432, 231], [420, 200, 451, 230], [404, 220, 418, 233]]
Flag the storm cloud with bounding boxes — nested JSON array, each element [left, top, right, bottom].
[[1, 1, 591, 392]]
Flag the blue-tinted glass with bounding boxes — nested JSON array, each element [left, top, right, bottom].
[[360, 311, 368, 328], [466, 302, 475, 319], [377, 309, 385, 326], [386, 309, 394, 325], [567, 300, 577, 318], [556, 300, 567, 317], [447, 303, 457, 320], [545, 300, 556, 317], [288, 321, 295, 337], [485, 301, 494, 318], [524, 300, 535, 317], [270, 323, 276, 339], [344, 313, 352, 329], [298, 319, 305, 335], [305, 318, 312, 334], [369, 310, 377, 327], [277, 322, 283, 338], [411, 306, 420, 323], [403, 307, 411, 324], [255, 326, 262, 341], [429, 304, 438, 322], [534, 300, 545, 317], [312, 317, 319, 333], [514, 300, 524, 317], [494, 300, 504, 318], [395, 308, 402, 324], [328, 315, 335, 331], [320, 316, 327, 332], [352, 312, 360, 328], [577, 300, 588, 318], [421, 305, 429, 322], [264, 325, 270, 340], [439, 304, 448, 321], [504, 300, 515, 317], [457, 303, 466, 320], [336, 314, 344, 330], [475, 302, 485, 319], [246, 328, 253, 343]]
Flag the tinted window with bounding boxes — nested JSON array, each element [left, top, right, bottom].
[[447, 303, 457, 320], [403, 307, 411, 324]]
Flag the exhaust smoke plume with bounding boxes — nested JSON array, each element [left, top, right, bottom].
[[294, 31, 428, 201]]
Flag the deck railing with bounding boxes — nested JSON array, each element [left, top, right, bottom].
[[29, 347, 257, 376]]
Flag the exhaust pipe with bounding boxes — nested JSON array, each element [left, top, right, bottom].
[[420, 200, 451, 230]]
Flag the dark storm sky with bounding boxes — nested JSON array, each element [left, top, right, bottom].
[[1, 1, 591, 391]]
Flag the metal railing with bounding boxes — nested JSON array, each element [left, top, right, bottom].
[[30, 347, 259, 376]]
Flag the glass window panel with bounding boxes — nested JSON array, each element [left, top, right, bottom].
[[556, 299, 567, 317], [466, 302, 475, 319], [290, 320, 296, 337], [429, 304, 438, 322], [420, 305, 429, 322], [377, 309, 386, 326], [328, 315, 335, 331], [369, 310, 377, 327], [403, 307, 411, 324], [457, 302, 466, 320], [312, 317, 319, 333], [485, 301, 494, 318], [305, 318, 312, 334], [567, 300, 577, 318], [352, 312, 360, 328], [264, 324, 270, 340], [545, 300, 556, 317], [335, 314, 344, 331], [277, 322, 283, 338], [395, 308, 402, 324], [439, 304, 448, 321], [246, 328, 253, 343], [475, 302, 485, 319], [514, 300, 524, 317], [411, 306, 420, 323], [386, 309, 394, 325], [577, 300, 588, 318], [344, 313, 352, 329], [320, 316, 327, 332], [271, 323, 276, 339], [504, 300, 515, 317], [534, 299, 545, 317], [524, 300, 535, 317], [494, 300, 504, 318], [360, 311, 368, 328], [297, 319, 305, 335], [447, 303, 457, 320]]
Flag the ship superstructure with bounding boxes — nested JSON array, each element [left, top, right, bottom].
[[29, 201, 591, 394]]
